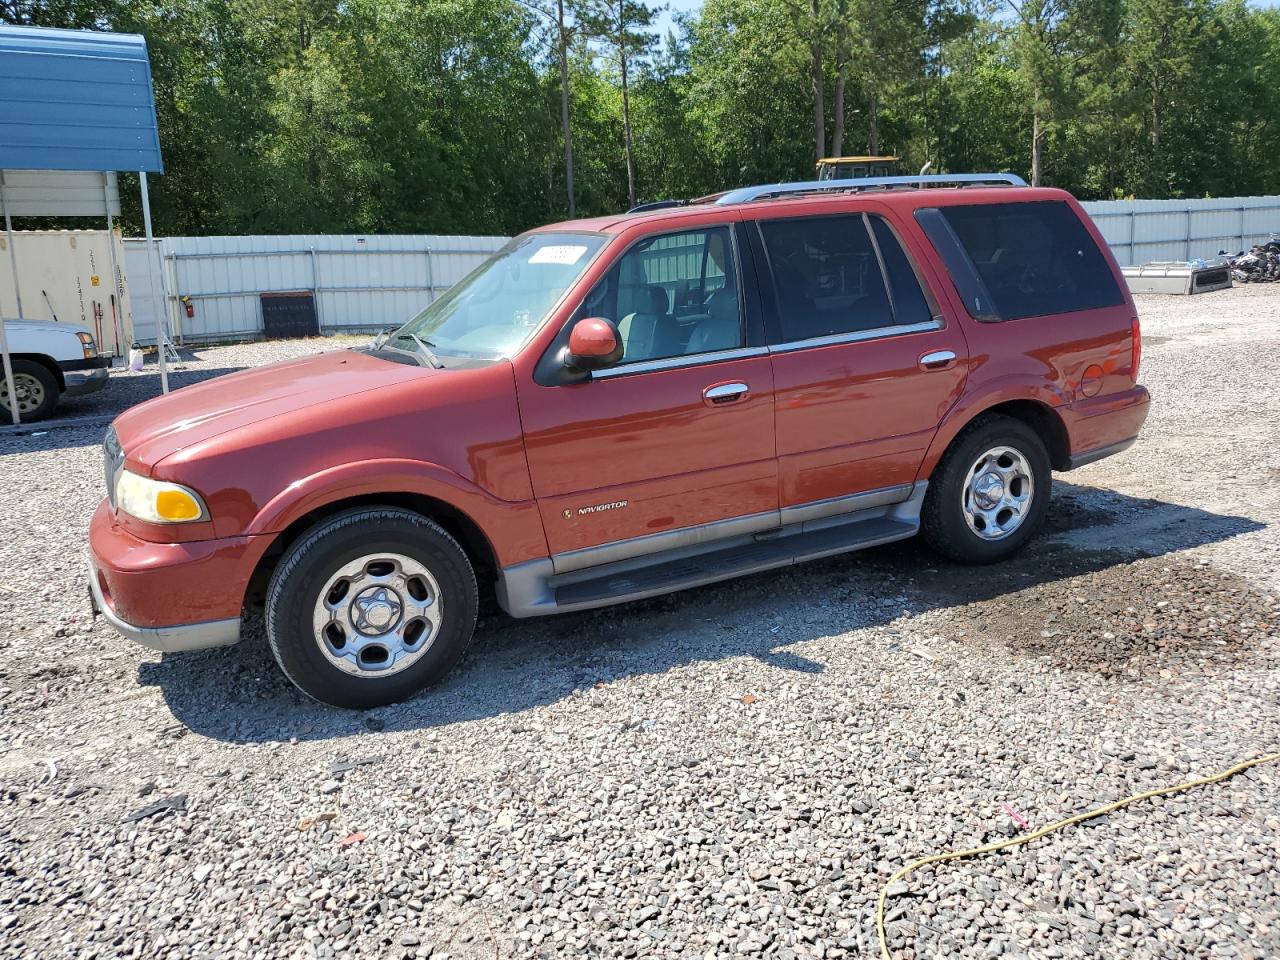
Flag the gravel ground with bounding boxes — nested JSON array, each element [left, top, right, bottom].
[[1, 290, 1278, 960]]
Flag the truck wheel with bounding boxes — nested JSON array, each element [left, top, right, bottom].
[[0, 360, 60, 422], [921, 415, 1051, 564], [265, 507, 478, 708]]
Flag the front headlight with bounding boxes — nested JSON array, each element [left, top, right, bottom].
[[76, 331, 97, 360], [115, 470, 209, 523]]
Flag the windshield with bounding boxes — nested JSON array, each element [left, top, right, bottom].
[[392, 232, 608, 360]]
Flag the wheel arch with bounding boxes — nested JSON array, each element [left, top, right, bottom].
[[243, 492, 501, 613], [920, 394, 1071, 480]]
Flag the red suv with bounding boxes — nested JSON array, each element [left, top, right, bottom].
[[88, 175, 1149, 708]]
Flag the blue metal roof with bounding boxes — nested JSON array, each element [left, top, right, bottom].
[[0, 25, 163, 173]]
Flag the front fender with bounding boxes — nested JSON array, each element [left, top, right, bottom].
[[247, 457, 548, 567], [916, 378, 1073, 481]]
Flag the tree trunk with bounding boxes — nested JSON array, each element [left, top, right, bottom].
[[832, 72, 845, 158], [831, 17, 848, 158], [867, 90, 879, 154], [557, 0, 575, 218], [810, 0, 824, 162], [1031, 109, 1044, 187], [619, 6, 636, 209]]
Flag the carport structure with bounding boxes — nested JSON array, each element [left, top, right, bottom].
[[0, 24, 166, 425]]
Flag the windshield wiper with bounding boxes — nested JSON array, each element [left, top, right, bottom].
[[392, 332, 444, 369]]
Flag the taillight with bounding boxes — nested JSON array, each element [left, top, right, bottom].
[[1130, 315, 1142, 381]]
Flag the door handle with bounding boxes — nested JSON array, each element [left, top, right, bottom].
[[703, 381, 749, 406], [918, 349, 957, 371]]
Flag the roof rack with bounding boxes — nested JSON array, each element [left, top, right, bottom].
[[714, 172, 1027, 206], [627, 199, 687, 213]]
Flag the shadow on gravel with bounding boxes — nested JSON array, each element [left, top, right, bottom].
[[141, 481, 1267, 743]]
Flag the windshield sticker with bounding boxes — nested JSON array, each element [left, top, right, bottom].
[[528, 245, 589, 265]]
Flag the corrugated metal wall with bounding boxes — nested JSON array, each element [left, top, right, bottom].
[[1080, 195, 1280, 266], [124, 234, 509, 344]]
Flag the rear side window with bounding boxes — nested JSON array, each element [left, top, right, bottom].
[[759, 214, 935, 343], [920, 201, 1123, 321]]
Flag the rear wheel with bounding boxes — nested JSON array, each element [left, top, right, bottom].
[[266, 507, 478, 708], [0, 359, 59, 422], [921, 415, 1051, 564]]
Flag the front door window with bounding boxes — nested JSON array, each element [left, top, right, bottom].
[[577, 226, 743, 365]]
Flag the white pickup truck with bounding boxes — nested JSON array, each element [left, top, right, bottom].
[[2, 319, 111, 422]]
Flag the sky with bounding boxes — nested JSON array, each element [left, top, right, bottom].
[[650, 0, 1279, 40], [653, 0, 703, 41], [653, 0, 1279, 36]]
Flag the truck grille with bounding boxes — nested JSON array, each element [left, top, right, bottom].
[[104, 426, 124, 508]]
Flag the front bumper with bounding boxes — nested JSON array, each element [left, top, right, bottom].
[[87, 500, 253, 653], [88, 556, 240, 652], [64, 365, 109, 397]]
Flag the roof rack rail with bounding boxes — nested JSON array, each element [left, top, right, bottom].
[[714, 172, 1027, 206], [627, 199, 688, 213]]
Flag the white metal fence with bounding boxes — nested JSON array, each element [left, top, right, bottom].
[[1080, 195, 1280, 266], [117, 197, 1280, 346], [124, 233, 508, 345]]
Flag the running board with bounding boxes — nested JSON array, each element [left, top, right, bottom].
[[554, 514, 915, 609], [497, 484, 925, 617]]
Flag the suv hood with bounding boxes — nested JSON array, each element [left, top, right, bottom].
[[115, 349, 433, 472]]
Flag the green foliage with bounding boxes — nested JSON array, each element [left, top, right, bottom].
[[6, 0, 1280, 234]]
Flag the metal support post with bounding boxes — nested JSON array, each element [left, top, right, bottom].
[[140, 171, 169, 393]]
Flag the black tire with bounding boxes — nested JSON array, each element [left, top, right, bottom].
[[921, 415, 1051, 564], [0, 359, 60, 422], [265, 507, 478, 708]]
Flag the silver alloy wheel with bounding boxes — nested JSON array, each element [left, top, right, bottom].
[[311, 553, 442, 677], [2, 373, 45, 415], [961, 445, 1035, 541]]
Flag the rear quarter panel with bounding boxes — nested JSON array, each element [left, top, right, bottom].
[[894, 190, 1140, 476]]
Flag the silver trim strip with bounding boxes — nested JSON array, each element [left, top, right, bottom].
[[552, 509, 780, 575], [497, 483, 929, 618], [549, 481, 919, 576], [778, 484, 913, 526], [768, 320, 942, 354], [591, 346, 768, 379], [88, 557, 241, 653]]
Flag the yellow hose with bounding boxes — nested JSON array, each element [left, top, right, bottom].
[[876, 751, 1280, 960]]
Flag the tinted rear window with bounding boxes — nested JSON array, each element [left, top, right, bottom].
[[759, 215, 895, 341], [924, 201, 1123, 320]]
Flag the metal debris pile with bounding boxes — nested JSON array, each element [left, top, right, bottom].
[[1224, 236, 1280, 282]]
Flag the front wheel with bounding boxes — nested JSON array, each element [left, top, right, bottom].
[[921, 415, 1051, 564], [0, 359, 60, 422], [265, 507, 478, 708]]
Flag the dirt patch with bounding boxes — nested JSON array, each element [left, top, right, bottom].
[[939, 556, 1278, 676], [1039, 490, 1118, 537]]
